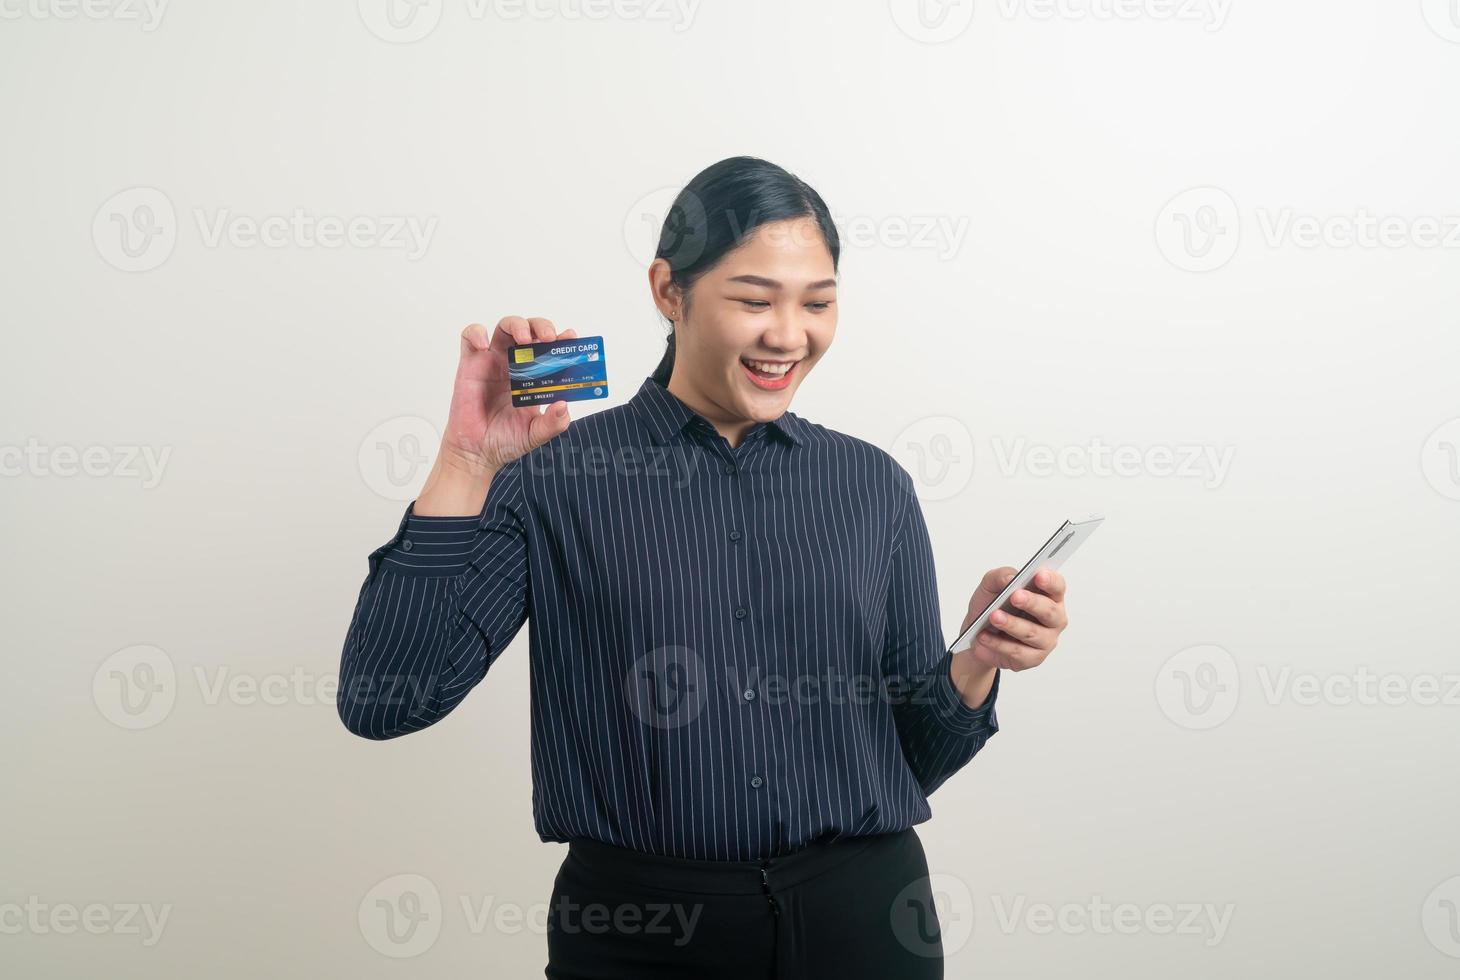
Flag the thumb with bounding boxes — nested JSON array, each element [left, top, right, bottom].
[[967, 566, 1018, 617], [526, 400, 571, 448]]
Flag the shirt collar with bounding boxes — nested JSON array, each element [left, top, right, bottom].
[[630, 375, 807, 447]]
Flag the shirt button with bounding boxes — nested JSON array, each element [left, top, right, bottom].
[[734, 607, 747, 620], [729, 530, 742, 542], [723, 463, 737, 475], [401, 539, 413, 552], [743, 688, 756, 702], [750, 775, 763, 788]]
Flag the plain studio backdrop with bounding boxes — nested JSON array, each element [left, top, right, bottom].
[[4, 2, 1459, 977]]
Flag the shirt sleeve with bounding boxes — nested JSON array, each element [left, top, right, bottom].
[[336, 459, 530, 740], [881, 466, 1001, 796]]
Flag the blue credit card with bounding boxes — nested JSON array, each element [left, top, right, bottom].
[[507, 335, 609, 408]]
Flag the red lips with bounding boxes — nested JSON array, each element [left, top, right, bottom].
[[740, 358, 797, 391]]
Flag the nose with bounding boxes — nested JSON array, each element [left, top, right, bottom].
[[759, 309, 809, 356]]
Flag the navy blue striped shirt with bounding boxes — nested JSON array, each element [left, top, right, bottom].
[[338, 375, 1000, 861]]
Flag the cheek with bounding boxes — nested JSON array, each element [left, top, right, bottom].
[[696, 311, 754, 353], [807, 320, 836, 359], [686, 320, 740, 363], [723, 326, 770, 360]]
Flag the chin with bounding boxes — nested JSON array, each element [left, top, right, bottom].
[[733, 379, 795, 416]]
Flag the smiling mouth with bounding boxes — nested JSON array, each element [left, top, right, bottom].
[[740, 357, 799, 390]]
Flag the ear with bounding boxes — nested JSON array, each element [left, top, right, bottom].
[[648, 258, 680, 320]]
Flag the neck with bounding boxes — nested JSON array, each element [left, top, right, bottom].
[[666, 370, 753, 448]]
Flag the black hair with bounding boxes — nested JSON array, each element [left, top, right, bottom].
[[650, 157, 840, 386]]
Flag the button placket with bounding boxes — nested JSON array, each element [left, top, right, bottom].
[[724, 445, 769, 808]]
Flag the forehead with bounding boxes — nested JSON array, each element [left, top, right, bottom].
[[715, 217, 836, 280]]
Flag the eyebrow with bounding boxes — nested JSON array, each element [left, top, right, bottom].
[[727, 275, 838, 291]]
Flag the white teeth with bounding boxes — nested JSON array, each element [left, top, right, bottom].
[[743, 358, 793, 376]]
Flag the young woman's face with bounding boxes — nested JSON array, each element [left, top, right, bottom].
[[656, 216, 838, 429]]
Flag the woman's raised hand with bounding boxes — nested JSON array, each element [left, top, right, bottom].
[[440, 316, 575, 477], [412, 317, 573, 517]]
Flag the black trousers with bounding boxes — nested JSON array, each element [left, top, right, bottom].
[[544, 827, 943, 979]]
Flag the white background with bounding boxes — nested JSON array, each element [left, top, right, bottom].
[[4, 0, 1460, 976]]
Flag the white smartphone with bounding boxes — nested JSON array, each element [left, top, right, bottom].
[[947, 515, 1105, 655]]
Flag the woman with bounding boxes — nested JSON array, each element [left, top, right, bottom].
[[337, 156, 1072, 978]]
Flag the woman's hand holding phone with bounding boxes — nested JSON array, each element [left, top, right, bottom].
[[948, 566, 1071, 709], [414, 317, 575, 517]]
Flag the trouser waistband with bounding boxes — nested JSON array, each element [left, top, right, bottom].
[[563, 828, 914, 896]]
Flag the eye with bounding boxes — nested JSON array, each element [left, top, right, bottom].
[[739, 299, 771, 310], [807, 301, 833, 312]]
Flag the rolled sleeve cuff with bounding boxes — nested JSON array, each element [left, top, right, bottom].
[[368, 501, 482, 577], [930, 649, 1001, 737]]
